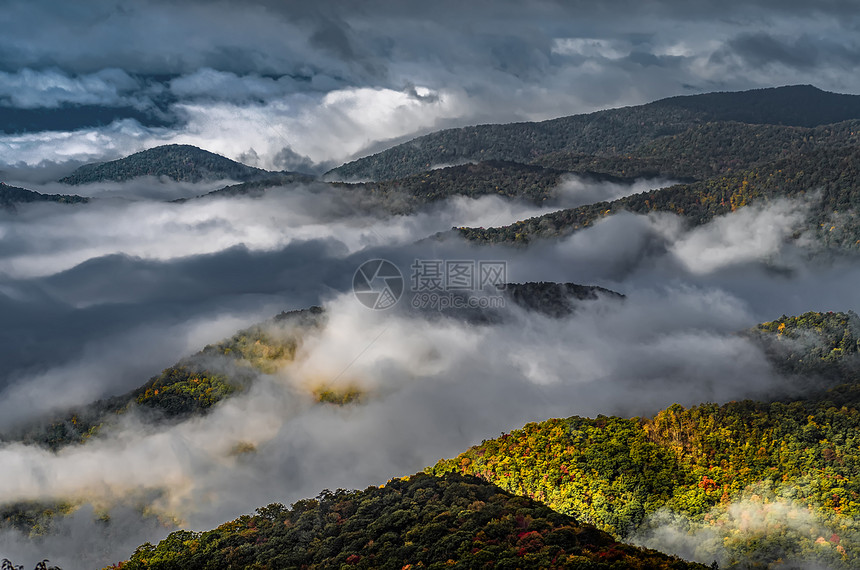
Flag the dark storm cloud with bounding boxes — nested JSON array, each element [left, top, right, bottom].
[[309, 18, 356, 61], [2, 0, 860, 170], [273, 146, 319, 172], [37, 241, 349, 308], [723, 32, 860, 70], [0, 0, 856, 87]]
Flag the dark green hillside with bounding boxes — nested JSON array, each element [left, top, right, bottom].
[[59, 144, 272, 184], [652, 84, 860, 127], [0, 182, 88, 210], [109, 472, 707, 570], [535, 119, 860, 181], [3, 307, 325, 451], [501, 282, 624, 317], [333, 160, 622, 213], [429, 312, 860, 568], [340, 160, 568, 206], [187, 173, 315, 201], [327, 85, 860, 181], [458, 146, 860, 247]]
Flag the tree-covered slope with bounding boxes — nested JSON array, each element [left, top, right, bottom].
[[109, 472, 707, 570], [3, 307, 325, 451], [336, 160, 628, 209], [429, 311, 860, 568], [535, 119, 860, 181], [750, 311, 860, 378], [652, 85, 860, 127], [429, 393, 860, 568], [458, 146, 860, 247], [0, 182, 88, 210], [5, 280, 625, 453], [327, 85, 860, 181], [500, 282, 624, 317], [59, 145, 272, 185], [186, 173, 315, 201]]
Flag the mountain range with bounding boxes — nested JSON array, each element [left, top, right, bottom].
[[5, 300, 859, 568], [4, 84, 858, 254], [90, 309, 860, 569], [326, 85, 860, 181]]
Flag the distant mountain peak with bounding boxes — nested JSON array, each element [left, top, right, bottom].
[[59, 144, 273, 185], [326, 85, 860, 182]]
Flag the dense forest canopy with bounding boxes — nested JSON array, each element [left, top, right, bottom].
[[428, 312, 860, 568], [458, 146, 860, 248], [327, 86, 860, 182], [108, 472, 708, 570]]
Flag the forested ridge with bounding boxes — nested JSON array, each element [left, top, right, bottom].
[[335, 160, 569, 210], [534, 119, 860, 181], [59, 145, 274, 185], [328, 119, 860, 218], [107, 472, 708, 570], [428, 312, 860, 567], [337, 160, 642, 209], [0, 182, 88, 210], [321, 87, 860, 254], [94, 310, 860, 569], [327, 85, 860, 182], [458, 145, 860, 247], [187, 173, 315, 201], [0, 307, 325, 452]]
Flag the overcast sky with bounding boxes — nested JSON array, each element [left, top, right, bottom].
[[1, 0, 859, 172]]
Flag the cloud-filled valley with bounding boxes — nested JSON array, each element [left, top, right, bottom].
[[1, 172, 859, 567]]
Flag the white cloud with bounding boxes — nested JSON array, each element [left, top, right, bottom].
[[0, 68, 144, 109], [0, 119, 156, 167], [552, 38, 628, 59], [0, 286, 783, 567], [168, 68, 307, 100], [555, 175, 678, 208], [668, 199, 809, 274], [634, 487, 860, 568], [0, 85, 468, 171]]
